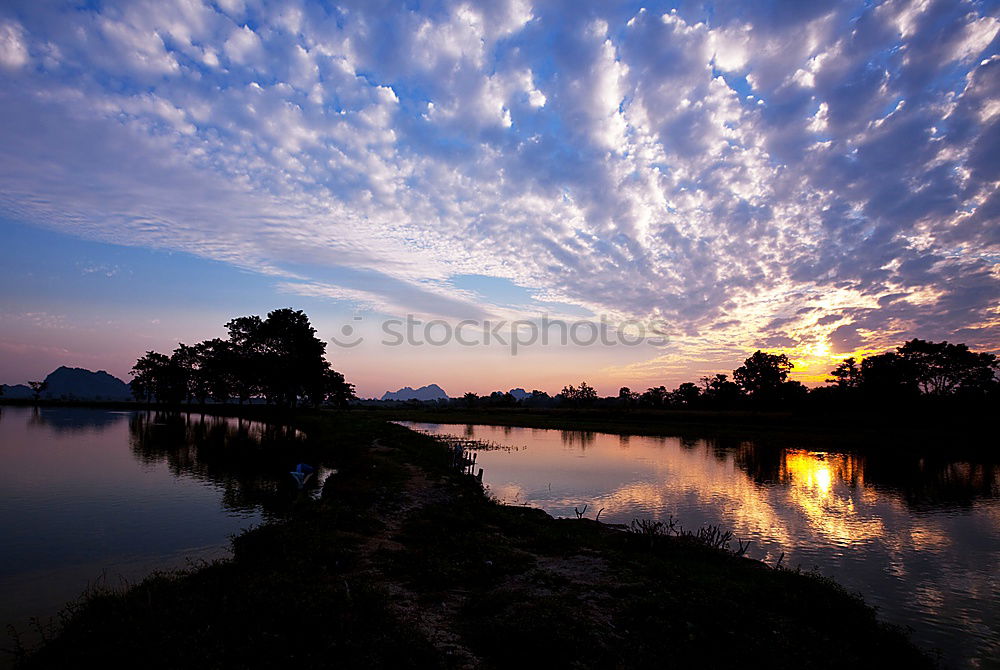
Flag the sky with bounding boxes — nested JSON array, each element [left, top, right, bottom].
[[0, 0, 997, 398]]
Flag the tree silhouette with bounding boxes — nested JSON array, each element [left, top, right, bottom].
[[858, 351, 919, 397], [670, 382, 701, 407], [640, 385, 668, 407], [225, 314, 266, 404], [828, 357, 861, 390], [130, 351, 187, 404], [618, 386, 639, 407], [560, 382, 598, 406], [129, 309, 354, 408], [700, 374, 743, 407], [896, 339, 998, 396], [27, 380, 48, 403], [734, 351, 793, 402]]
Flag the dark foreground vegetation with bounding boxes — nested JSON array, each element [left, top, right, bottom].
[[13, 411, 932, 669]]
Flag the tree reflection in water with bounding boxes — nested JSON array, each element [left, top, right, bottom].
[[128, 412, 332, 517], [732, 440, 1000, 510]]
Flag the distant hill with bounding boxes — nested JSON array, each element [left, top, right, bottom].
[[0, 384, 33, 399], [41, 366, 132, 401], [508, 388, 529, 400], [381, 384, 449, 401]]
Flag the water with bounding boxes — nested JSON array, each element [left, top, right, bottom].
[[0, 406, 322, 652], [403, 422, 1000, 669]]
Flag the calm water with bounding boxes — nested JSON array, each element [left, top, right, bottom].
[[0, 406, 324, 649], [403, 422, 1000, 670]]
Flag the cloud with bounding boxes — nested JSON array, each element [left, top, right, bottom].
[[0, 20, 28, 69], [0, 0, 996, 385], [223, 24, 262, 66]]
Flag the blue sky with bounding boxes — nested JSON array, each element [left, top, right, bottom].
[[0, 0, 997, 396]]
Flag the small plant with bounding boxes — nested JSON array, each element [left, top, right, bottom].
[[627, 515, 753, 557]]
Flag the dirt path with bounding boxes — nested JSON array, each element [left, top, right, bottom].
[[353, 440, 482, 669]]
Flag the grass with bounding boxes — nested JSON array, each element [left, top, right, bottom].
[[12, 410, 935, 669]]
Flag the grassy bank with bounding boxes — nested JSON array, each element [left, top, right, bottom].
[[13, 411, 933, 669]]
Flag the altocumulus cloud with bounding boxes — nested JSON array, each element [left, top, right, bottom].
[[0, 0, 997, 380]]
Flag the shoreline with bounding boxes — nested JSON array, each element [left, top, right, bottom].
[[376, 405, 999, 458], [6, 399, 994, 456], [12, 410, 934, 668]]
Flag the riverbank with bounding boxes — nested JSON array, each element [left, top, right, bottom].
[[13, 411, 933, 668]]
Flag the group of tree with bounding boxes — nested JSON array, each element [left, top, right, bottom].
[[130, 309, 356, 408], [824, 339, 997, 397], [634, 340, 997, 410], [459, 390, 553, 409], [444, 338, 997, 412]]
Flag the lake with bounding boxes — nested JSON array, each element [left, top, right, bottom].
[[402, 421, 1000, 670], [0, 406, 325, 657]]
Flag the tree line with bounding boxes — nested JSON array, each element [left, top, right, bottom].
[[449, 338, 998, 410], [130, 309, 355, 408]]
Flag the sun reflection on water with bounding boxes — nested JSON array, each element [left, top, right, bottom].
[[403, 421, 1000, 669]]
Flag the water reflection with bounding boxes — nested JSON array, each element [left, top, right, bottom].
[[128, 412, 327, 515], [0, 407, 328, 649], [732, 441, 1000, 509], [403, 422, 1000, 670], [0, 408, 273, 644], [560, 430, 597, 449], [26, 406, 131, 434]]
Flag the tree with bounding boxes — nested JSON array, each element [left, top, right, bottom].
[[129, 352, 161, 402], [310, 367, 355, 408], [27, 380, 47, 403], [560, 382, 598, 406], [618, 386, 639, 407], [895, 339, 998, 396], [130, 351, 187, 405], [463, 392, 479, 408], [779, 380, 809, 404], [194, 338, 237, 403], [170, 344, 201, 404], [256, 308, 330, 407], [859, 351, 919, 397], [225, 315, 265, 404], [827, 357, 861, 390], [639, 386, 668, 407], [670, 382, 701, 407], [523, 389, 552, 408], [733, 351, 793, 400], [700, 373, 743, 407], [131, 309, 353, 408]]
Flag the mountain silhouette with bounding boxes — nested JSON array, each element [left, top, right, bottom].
[[380, 384, 449, 401], [41, 366, 132, 401], [0, 383, 33, 399]]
